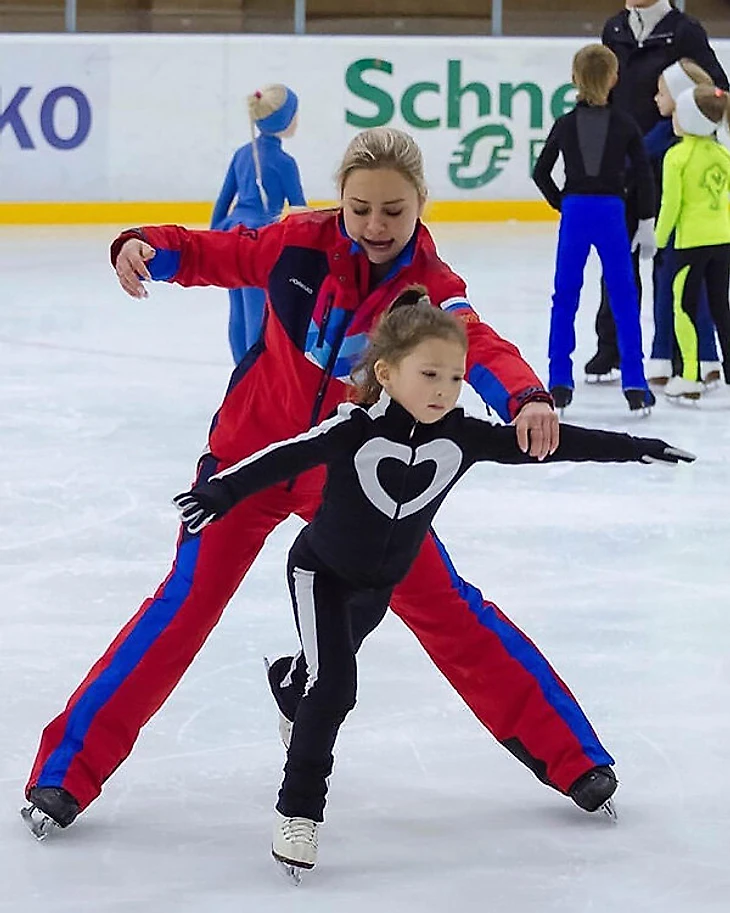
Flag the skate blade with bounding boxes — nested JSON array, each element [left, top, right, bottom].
[[273, 854, 313, 885], [665, 392, 702, 403], [20, 805, 58, 841], [628, 405, 653, 417], [585, 369, 620, 385], [599, 798, 618, 823]]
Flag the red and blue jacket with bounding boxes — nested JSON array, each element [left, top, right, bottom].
[[111, 210, 552, 468]]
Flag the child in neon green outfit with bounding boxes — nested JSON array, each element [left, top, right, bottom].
[[655, 84, 730, 399]]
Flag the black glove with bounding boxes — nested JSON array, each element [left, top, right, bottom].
[[636, 438, 696, 465], [173, 483, 230, 535]]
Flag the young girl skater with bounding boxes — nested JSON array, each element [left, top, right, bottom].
[[655, 85, 730, 399], [533, 44, 656, 412], [648, 59, 722, 385], [211, 84, 306, 362], [174, 287, 694, 879]]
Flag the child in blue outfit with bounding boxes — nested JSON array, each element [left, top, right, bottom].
[[647, 59, 722, 386], [211, 84, 306, 362], [533, 44, 656, 413]]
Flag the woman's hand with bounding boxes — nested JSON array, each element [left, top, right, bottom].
[[115, 239, 156, 298], [513, 401, 559, 460]]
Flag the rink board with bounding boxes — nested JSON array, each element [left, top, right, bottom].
[[0, 34, 728, 223]]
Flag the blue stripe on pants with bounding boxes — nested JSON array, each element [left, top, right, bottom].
[[431, 531, 614, 767], [37, 535, 202, 786]]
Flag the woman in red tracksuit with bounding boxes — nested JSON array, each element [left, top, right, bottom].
[[24, 127, 618, 837]]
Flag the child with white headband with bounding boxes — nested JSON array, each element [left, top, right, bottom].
[[655, 83, 730, 399], [647, 59, 723, 386]]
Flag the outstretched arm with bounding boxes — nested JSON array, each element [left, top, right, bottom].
[[463, 418, 695, 466], [110, 220, 286, 299], [174, 404, 361, 533]]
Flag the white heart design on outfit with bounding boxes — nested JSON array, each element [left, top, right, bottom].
[[353, 437, 463, 520]]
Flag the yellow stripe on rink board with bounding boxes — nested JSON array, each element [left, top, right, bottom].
[[0, 199, 560, 225]]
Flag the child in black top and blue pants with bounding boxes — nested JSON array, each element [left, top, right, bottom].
[[533, 44, 656, 412], [174, 286, 693, 879]]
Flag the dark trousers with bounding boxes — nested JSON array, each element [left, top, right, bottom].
[[672, 244, 730, 382], [550, 195, 646, 390], [652, 237, 719, 364], [276, 531, 392, 822]]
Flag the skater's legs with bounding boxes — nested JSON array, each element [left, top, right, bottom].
[[703, 245, 730, 378], [27, 460, 295, 810], [594, 199, 647, 390], [277, 535, 389, 821], [673, 249, 706, 382], [548, 198, 592, 390], [228, 287, 266, 364], [389, 530, 614, 794]]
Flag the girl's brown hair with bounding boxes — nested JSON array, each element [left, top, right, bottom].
[[336, 127, 428, 201], [354, 285, 467, 405], [572, 44, 618, 106], [693, 85, 730, 127]]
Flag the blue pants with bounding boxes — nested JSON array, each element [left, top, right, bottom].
[[652, 237, 718, 363], [228, 286, 266, 364], [549, 196, 647, 391]]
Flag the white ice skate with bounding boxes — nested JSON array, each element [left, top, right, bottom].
[[272, 811, 319, 884], [664, 376, 703, 401], [646, 358, 672, 386], [701, 361, 722, 389]]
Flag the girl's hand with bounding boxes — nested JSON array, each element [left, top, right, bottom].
[[514, 401, 559, 460], [115, 239, 156, 298]]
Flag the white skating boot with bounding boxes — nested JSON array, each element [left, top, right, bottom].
[[701, 361, 722, 387], [272, 811, 319, 884], [664, 376, 703, 400], [646, 358, 672, 385]]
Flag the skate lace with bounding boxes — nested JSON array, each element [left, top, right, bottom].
[[281, 816, 318, 848]]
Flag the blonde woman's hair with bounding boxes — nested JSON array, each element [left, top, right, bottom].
[[693, 85, 730, 127], [336, 127, 428, 201], [677, 58, 714, 87], [247, 84, 290, 211], [354, 285, 467, 406], [572, 44, 618, 105]]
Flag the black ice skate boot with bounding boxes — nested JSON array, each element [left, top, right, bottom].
[[624, 388, 656, 413], [21, 786, 80, 839], [265, 656, 304, 749], [550, 386, 573, 412], [584, 350, 620, 383], [568, 766, 618, 819]]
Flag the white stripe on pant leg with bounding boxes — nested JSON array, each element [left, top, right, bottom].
[[280, 652, 301, 689], [293, 567, 319, 695]]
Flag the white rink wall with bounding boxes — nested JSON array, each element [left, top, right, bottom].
[[3, 34, 729, 206]]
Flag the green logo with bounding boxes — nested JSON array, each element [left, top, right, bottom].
[[702, 163, 727, 210], [345, 58, 576, 190]]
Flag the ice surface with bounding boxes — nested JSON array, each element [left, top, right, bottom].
[[1, 223, 728, 912]]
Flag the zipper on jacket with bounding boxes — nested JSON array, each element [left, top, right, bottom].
[[284, 307, 354, 493], [317, 294, 334, 348]]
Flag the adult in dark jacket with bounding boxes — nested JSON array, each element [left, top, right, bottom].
[[585, 0, 728, 379]]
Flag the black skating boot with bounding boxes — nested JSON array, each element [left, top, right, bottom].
[[584, 350, 620, 382], [568, 765, 618, 813], [624, 388, 656, 412], [21, 786, 80, 838], [550, 386, 573, 410]]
